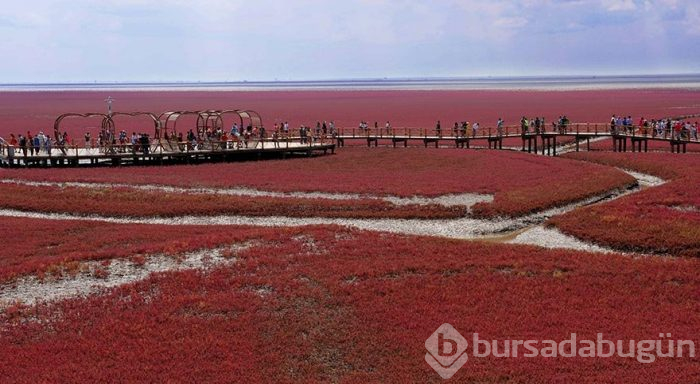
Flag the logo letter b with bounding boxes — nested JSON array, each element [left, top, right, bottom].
[[438, 332, 458, 357]]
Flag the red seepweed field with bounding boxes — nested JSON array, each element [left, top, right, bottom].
[[550, 152, 700, 256], [0, 219, 698, 383], [0, 148, 635, 218], [1, 89, 699, 382]]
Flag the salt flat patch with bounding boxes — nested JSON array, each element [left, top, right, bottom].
[[0, 179, 493, 208], [622, 170, 665, 187], [0, 242, 255, 307], [384, 193, 492, 207], [668, 205, 700, 213], [0, 171, 657, 254], [507, 225, 612, 253], [556, 136, 609, 155], [0, 183, 630, 244]]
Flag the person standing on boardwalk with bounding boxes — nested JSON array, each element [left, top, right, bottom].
[[143, 134, 151, 154], [520, 117, 528, 135], [37, 132, 46, 154], [45, 136, 53, 156], [472, 122, 479, 138], [497, 118, 504, 137], [435, 120, 441, 137], [33, 134, 41, 155], [19, 134, 27, 157], [5, 134, 17, 158], [385, 121, 391, 135], [230, 123, 239, 138], [27, 132, 34, 156], [610, 115, 617, 134]]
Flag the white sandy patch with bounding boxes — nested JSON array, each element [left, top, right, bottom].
[[0, 170, 660, 265], [0, 169, 664, 306], [0, 184, 632, 241], [0, 242, 256, 307], [622, 170, 665, 187], [555, 136, 610, 155], [669, 205, 700, 213], [507, 225, 612, 253], [0, 179, 493, 208]]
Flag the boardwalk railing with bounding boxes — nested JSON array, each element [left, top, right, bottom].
[[2, 122, 698, 166], [335, 123, 700, 140], [331, 122, 699, 155], [0, 134, 335, 167]]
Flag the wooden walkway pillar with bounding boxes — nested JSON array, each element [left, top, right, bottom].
[[392, 137, 407, 147], [424, 137, 439, 148], [540, 135, 557, 156], [671, 141, 687, 153], [631, 137, 648, 152], [523, 135, 537, 153], [613, 136, 627, 152]]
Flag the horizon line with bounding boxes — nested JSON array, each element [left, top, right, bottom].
[[2, 73, 700, 86]]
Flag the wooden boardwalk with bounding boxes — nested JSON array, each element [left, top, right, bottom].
[[2, 122, 698, 167], [0, 139, 335, 168], [335, 124, 699, 155]]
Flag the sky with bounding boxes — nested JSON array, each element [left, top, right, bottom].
[[0, 0, 698, 82]]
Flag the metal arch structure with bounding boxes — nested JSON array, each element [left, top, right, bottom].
[[241, 110, 263, 128], [158, 109, 264, 139], [53, 113, 111, 142], [53, 109, 264, 145], [107, 111, 160, 138], [216, 109, 263, 135], [158, 111, 201, 140], [196, 110, 224, 138], [196, 109, 264, 137]]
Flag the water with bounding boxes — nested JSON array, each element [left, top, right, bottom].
[[1, 74, 699, 91]]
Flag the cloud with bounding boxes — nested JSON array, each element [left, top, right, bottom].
[[682, 3, 700, 35], [494, 16, 529, 29], [601, 0, 637, 11], [0, 0, 698, 81]]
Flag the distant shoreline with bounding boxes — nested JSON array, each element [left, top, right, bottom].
[[1, 75, 700, 92]]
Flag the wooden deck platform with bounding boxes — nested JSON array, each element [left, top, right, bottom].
[[0, 140, 335, 168], [335, 130, 699, 155]]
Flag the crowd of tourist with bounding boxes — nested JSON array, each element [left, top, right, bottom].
[[610, 114, 698, 140], [84, 128, 153, 154], [297, 121, 336, 144], [1, 128, 158, 157], [4, 131, 61, 157], [3, 115, 699, 157]]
